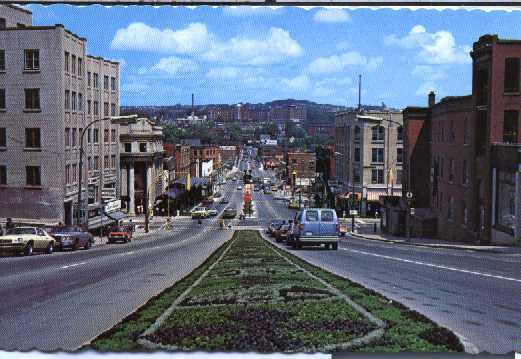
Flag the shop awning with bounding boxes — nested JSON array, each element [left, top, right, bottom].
[[87, 215, 116, 230], [105, 211, 127, 221], [367, 191, 388, 201]]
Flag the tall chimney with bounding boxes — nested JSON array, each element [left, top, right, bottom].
[[428, 91, 435, 108], [358, 74, 362, 113], [191, 93, 195, 117]]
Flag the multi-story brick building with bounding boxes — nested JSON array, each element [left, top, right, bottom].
[[164, 143, 191, 180], [190, 145, 221, 178], [286, 151, 316, 188], [219, 145, 237, 165], [0, 5, 122, 228], [334, 110, 403, 216]]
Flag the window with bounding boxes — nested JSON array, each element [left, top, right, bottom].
[[440, 157, 444, 179], [93, 129, 99, 143], [111, 154, 116, 168], [87, 100, 91, 115], [104, 155, 109, 168], [0, 50, 5, 71], [449, 158, 454, 182], [87, 72, 91, 86], [0, 88, 5, 109], [462, 160, 469, 185], [64, 52, 69, 72], [354, 147, 360, 162], [65, 128, 70, 147], [64, 90, 70, 110], [65, 165, 70, 185], [26, 166, 41, 186], [72, 128, 77, 147], [71, 55, 76, 74], [139, 143, 147, 152], [354, 126, 360, 142], [503, 110, 518, 143], [72, 164, 77, 182], [111, 103, 116, 116], [397, 148, 403, 163], [0, 165, 6, 185], [94, 156, 99, 170], [111, 129, 116, 142], [504, 58, 520, 93], [463, 118, 469, 145], [449, 120, 455, 142], [353, 167, 360, 183], [476, 68, 489, 106], [371, 148, 384, 163], [104, 102, 109, 116], [24, 50, 39, 71], [104, 129, 109, 143], [71, 92, 77, 111], [397, 126, 403, 142], [372, 125, 385, 142], [111, 77, 116, 91], [94, 101, 99, 116], [124, 143, 131, 152], [320, 210, 334, 222], [104, 75, 109, 90], [0, 18, 5, 30], [25, 128, 40, 148], [371, 169, 384, 184], [87, 129, 92, 143], [77, 58, 82, 76], [93, 73, 99, 88], [0, 127, 5, 148], [78, 93, 83, 111], [305, 210, 319, 222], [25, 89, 40, 110], [396, 169, 402, 185], [87, 157, 92, 171], [448, 196, 454, 220]]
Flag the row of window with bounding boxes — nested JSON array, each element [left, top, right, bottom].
[[87, 72, 117, 92], [346, 125, 404, 143], [369, 168, 403, 185], [0, 49, 40, 72], [64, 128, 117, 147], [0, 165, 41, 187], [0, 88, 40, 110], [64, 52, 83, 77], [0, 128, 40, 149], [124, 142, 148, 153], [86, 155, 117, 171], [434, 156, 470, 186], [437, 194, 469, 225], [370, 147, 403, 164]]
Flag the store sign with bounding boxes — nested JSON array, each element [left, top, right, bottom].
[[296, 178, 311, 186], [104, 200, 121, 213]]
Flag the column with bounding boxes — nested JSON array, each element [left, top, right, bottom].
[[515, 171, 520, 245], [128, 163, 135, 216], [147, 164, 153, 211]]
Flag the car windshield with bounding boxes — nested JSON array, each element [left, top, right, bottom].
[[6, 227, 36, 235], [111, 226, 126, 232]]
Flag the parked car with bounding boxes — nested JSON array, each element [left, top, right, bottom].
[[222, 208, 237, 219], [107, 225, 133, 244], [275, 224, 292, 243], [292, 208, 339, 250], [237, 185, 243, 190], [221, 198, 230, 205], [49, 225, 93, 250], [0, 226, 55, 256], [207, 209, 218, 216], [264, 189, 272, 195], [267, 219, 285, 236], [191, 206, 209, 219]]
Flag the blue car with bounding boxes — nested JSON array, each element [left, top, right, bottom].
[[292, 208, 339, 250]]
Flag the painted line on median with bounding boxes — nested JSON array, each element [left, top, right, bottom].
[[341, 247, 521, 283]]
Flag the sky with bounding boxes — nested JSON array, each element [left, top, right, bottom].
[[24, 5, 521, 108]]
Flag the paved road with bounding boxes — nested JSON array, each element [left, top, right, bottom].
[[0, 178, 242, 351], [251, 172, 520, 354]]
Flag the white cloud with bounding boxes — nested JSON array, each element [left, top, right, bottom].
[[111, 23, 302, 66], [111, 22, 212, 54], [203, 27, 303, 65], [415, 81, 440, 96], [281, 75, 311, 92], [313, 77, 352, 98], [308, 51, 382, 74], [313, 8, 351, 23], [411, 65, 448, 97], [139, 56, 199, 76], [384, 25, 471, 65]]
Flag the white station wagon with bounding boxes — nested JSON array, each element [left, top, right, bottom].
[[0, 227, 56, 256]]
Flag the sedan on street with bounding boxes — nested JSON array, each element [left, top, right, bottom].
[[0, 227, 56, 256], [49, 225, 93, 250], [107, 226, 133, 244], [222, 208, 237, 219]]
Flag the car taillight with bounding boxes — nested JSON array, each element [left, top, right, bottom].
[[299, 224, 304, 230]]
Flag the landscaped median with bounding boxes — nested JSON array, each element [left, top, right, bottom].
[[90, 230, 464, 353]]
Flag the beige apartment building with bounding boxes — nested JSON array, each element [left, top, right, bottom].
[[0, 5, 122, 228], [335, 110, 404, 216]]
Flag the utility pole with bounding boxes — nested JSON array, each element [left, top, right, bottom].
[[358, 74, 362, 113], [144, 161, 149, 233]]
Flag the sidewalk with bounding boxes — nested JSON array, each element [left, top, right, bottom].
[[348, 231, 521, 254]]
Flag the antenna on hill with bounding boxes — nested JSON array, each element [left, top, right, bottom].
[[357, 74, 362, 113]]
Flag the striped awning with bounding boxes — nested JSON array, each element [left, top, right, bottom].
[[367, 191, 388, 201]]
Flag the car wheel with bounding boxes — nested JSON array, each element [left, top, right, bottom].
[[24, 243, 33, 256], [46, 242, 54, 254], [84, 240, 91, 250]]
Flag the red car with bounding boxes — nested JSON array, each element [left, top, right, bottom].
[[107, 225, 132, 244]]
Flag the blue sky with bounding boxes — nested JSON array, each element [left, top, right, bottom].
[[26, 6, 521, 107]]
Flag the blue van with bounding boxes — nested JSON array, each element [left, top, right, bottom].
[[292, 208, 339, 250]]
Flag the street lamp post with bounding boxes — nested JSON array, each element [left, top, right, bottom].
[[76, 115, 138, 226]]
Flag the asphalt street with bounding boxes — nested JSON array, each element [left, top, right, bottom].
[[0, 180, 242, 351], [252, 167, 520, 354]]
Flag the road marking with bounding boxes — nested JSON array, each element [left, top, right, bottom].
[[340, 248, 521, 284], [60, 262, 87, 269]]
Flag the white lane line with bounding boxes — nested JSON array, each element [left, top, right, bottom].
[[341, 247, 521, 283], [60, 262, 87, 269]]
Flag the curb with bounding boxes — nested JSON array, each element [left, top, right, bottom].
[[349, 233, 515, 254]]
